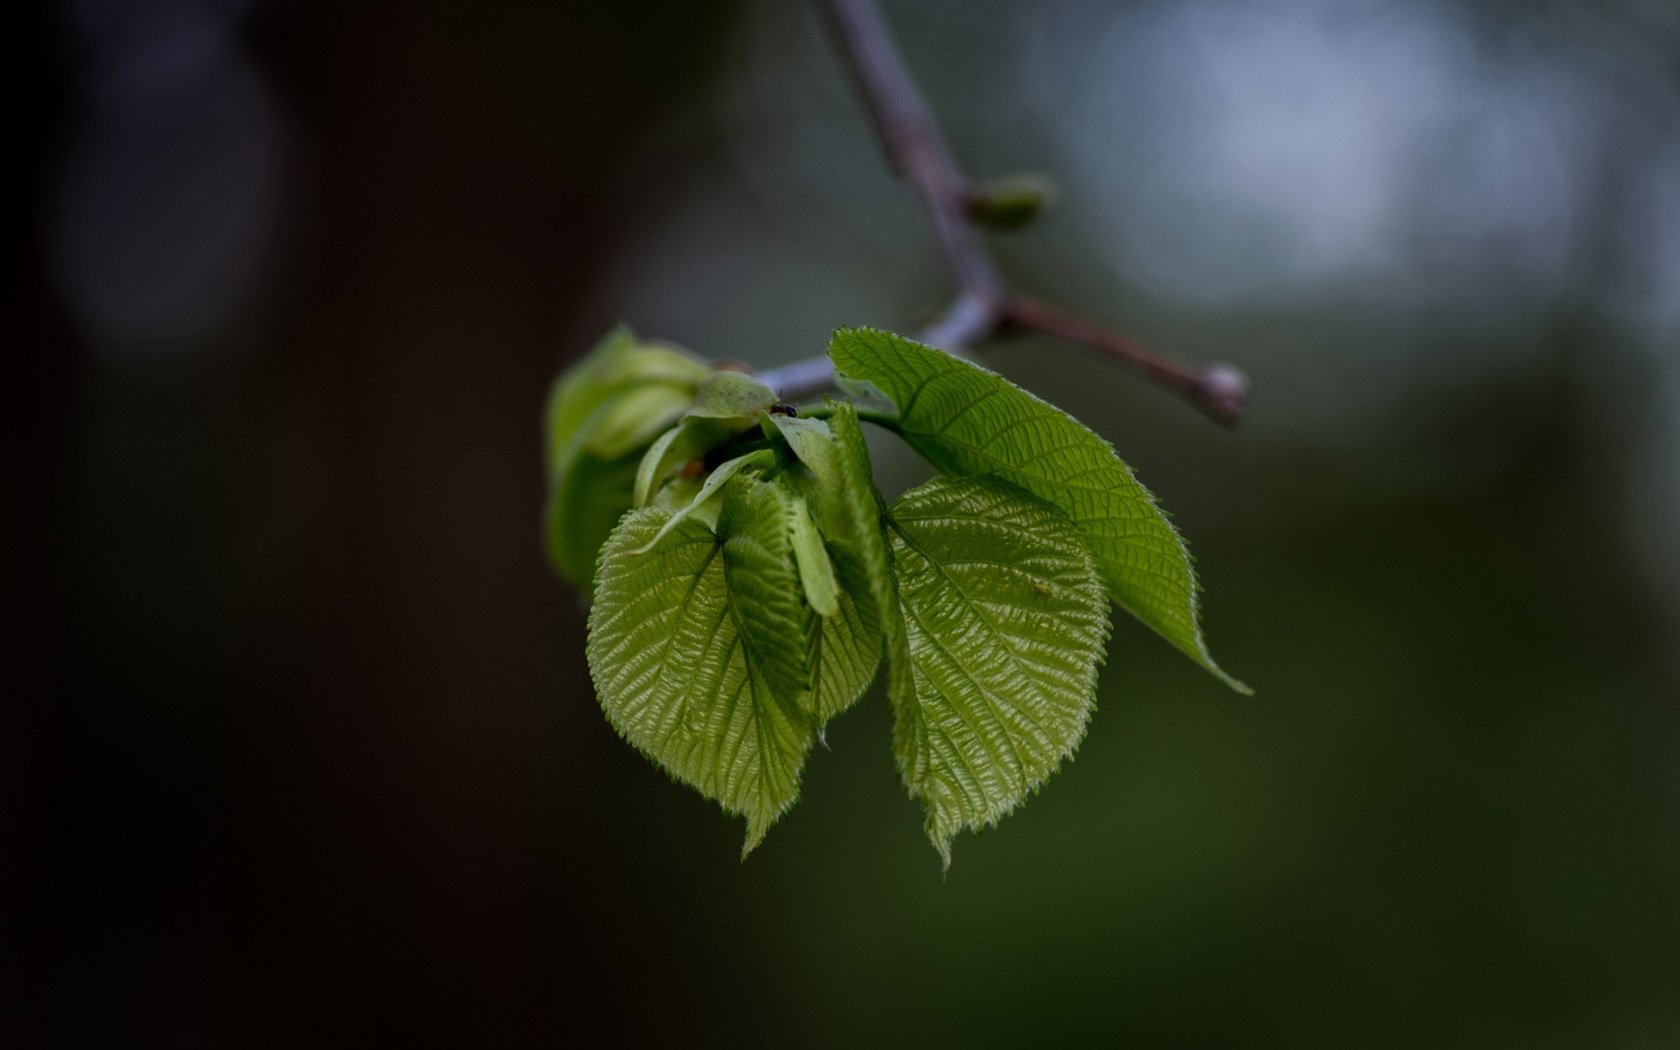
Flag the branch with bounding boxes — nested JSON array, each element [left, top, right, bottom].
[[817, 0, 1005, 311], [1004, 298, 1248, 426], [760, 0, 1248, 427]]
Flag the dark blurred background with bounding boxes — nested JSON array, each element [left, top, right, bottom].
[[14, 0, 1680, 1044]]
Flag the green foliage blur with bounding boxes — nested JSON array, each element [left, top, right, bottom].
[[22, 0, 1680, 1044]]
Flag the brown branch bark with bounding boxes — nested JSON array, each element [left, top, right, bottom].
[[761, 0, 1247, 427], [816, 0, 1005, 313]]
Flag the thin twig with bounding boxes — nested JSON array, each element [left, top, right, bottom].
[[816, 0, 1005, 310], [760, 0, 1247, 427], [1005, 299, 1248, 426]]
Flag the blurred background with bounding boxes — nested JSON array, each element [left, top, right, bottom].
[[15, 0, 1680, 1043]]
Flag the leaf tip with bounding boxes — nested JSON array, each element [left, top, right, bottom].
[[741, 813, 773, 861], [1197, 647, 1252, 695], [931, 831, 953, 872], [1221, 670, 1255, 696]]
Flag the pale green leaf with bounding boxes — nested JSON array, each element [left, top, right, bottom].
[[804, 557, 880, 728], [587, 508, 813, 854], [628, 450, 774, 555], [542, 326, 710, 594], [634, 378, 776, 508], [885, 474, 1110, 864], [775, 405, 894, 723], [633, 424, 688, 508], [543, 325, 708, 476], [768, 414, 841, 490], [584, 384, 693, 459], [633, 417, 729, 507], [824, 407, 905, 715], [688, 371, 778, 421], [830, 326, 1247, 693], [648, 472, 702, 513], [718, 476, 817, 708], [779, 406, 895, 644], [543, 325, 634, 477], [543, 448, 639, 595], [788, 495, 840, 618]]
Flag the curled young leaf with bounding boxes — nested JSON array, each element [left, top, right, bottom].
[[768, 413, 842, 489], [688, 371, 778, 422], [771, 406, 892, 723], [719, 476, 818, 709], [627, 450, 774, 555], [585, 384, 695, 460], [632, 377, 781, 509], [788, 495, 840, 619], [543, 325, 709, 479], [542, 326, 711, 594]]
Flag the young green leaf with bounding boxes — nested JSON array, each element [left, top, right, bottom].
[[632, 377, 778, 508], [584, 384, 694, 459], [543, 326, 708, 479], [722, 463, 880, 732], [634, 413, 757, 508], [717, 475, 818, 708], [787, 495, 841, 619], [587, 507, 813, 854], [884, 474, 1110, 864], [783, 475, 880, 728], [543, 326, 711, 595], [804, 568, 879, 727], [544, 449, 641, 593], [634, 421, 704, 508], [768, 413, 841, 488], [773, 406, 897, 722], [688, 371, 778, 422], [829, 326, 1247, 693], [774, 408, 894, 638], [628, 450, 773, 555]]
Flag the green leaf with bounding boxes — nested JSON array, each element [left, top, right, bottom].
[[830, 326, 1247, 693], [587, 507, 813, 854], [648, 472, 701, 512], [633, 377, 779, 508], [584, 384, 693, 459], [543, 325, 709, 476], [803, 577, 879, 730], [628, 450, 773, 555], [544, 448, 640, 593], [774, 405, 894, 724], [788, 495, 840, 618], [718, 476, 817, 709], [768, 414, 841, 488], [542, 326, 711, 594], [885, 474, 1110, 864], [718, 453, 880, 731], [632, 416, 734, 507], [688, 371, 778, 422], [776, 408, 893, 637]]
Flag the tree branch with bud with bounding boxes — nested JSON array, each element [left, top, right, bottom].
[[760, 0, 1248, 427]]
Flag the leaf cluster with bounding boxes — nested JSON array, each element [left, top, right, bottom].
[[543, 327, 1246, 864]]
